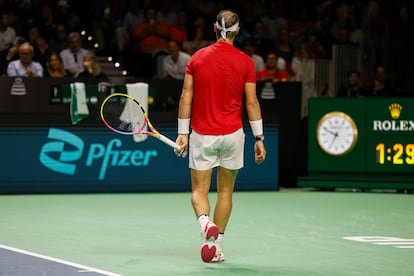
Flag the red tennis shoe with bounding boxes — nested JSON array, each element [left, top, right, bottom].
[[200, 221, 219, 262]]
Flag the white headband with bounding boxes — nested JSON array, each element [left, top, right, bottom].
[[216, 17, 239, 39]]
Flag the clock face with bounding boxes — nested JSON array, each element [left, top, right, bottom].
[[316, 112, 358, 156]]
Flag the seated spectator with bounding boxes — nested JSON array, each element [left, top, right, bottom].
[[257, 51, 289, 82], [182, 26, 213, 55], [337, 69, 364, 97], [290, 42, 313, 82], [54, 0, 71, 24], [60, 32, 89, 77], [251, 20, 275, 60], [334, 26, 356, 46], [77, 51, 107, 81], [115, 0, 144, 53], [132, 6, 170, 54], [305, 30, 328, 59], [233, 21, 252, 49], [364, 65, 393, 97], [38, 4, 55, 41], [156, 0, 177, 27], [47, 23, 68, 53], [168, 10, 188, 45], [314, 17, 334, 59], [27, 24, 41, 47], [66, 11, 83, 33], [260, 4, 288, 42], [243, 38, 265, 73], [161, 40, 191, 80], [7, 42, 43, 77], [130, 6, 170, 78], [33, 35, 51, 70], [0, 10, 16, 52], [290, 42, 318, 118], [0, 36, 25, 75], [123, 0, 144, 34], [44, 51, 71, 78], [274, 27, 294, 64]]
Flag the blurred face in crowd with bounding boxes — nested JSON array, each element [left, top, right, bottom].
[[55, 24, 67, 42], [19, 43, 34, 66], [48, 52, 63, 70], [299, 43, 310, 59], [279, 28, 289, 42], [337, 28, 350, 43], [253, 21, 265, 38], [28, 25, 40, 43], [69, 34, 81, 53], [265, 53, 278, 69], [36, 35, 47, 50], [348, 72, 360, 88], [0, 13, 11, 28], [176, 10, 187, 26], [243, 43, 256, 56], [168, 40, 180, 61], [83, 54, 94, 68], [41, 5, 54, 22], [375, 66, 385, 82], [194, 27, 204, 40], [82, 52, 99, 74]]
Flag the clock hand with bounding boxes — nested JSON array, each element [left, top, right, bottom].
[[329, 134, 337, 148], [323, 126, 338, 137]]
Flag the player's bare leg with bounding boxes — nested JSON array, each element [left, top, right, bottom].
[[214, 166, 238, 232], [191, 168, 219, 262], [191, 168, 213, 217], [210, 166, 238, 262]]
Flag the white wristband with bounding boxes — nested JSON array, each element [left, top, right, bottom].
[[178, 118, 190, 134], [249, 119, 263, 137]]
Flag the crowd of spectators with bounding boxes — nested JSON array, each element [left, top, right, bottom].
[[0, 0, 108, 81], [0, 0, 410, 94]]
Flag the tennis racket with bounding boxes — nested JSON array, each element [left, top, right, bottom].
[[100, 93, 183, 154]]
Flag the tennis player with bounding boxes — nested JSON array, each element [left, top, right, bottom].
[[175, 9, 266, 263]]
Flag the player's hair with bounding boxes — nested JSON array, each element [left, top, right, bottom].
[[215, 10, 239, 40]]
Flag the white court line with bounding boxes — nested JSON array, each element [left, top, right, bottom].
[[0, 244, 123, 276], [374, 241, 414, 245]]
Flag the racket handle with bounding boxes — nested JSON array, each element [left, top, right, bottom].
[[158, 134, 181, 150]]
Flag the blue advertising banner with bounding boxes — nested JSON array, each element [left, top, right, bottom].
[[0, 128, 278, 193]]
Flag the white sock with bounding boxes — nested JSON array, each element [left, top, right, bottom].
[[197, 214, 210, 229], [216, 233, 224, 252]]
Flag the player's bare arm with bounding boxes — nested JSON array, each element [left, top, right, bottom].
[[176, 73, 194, 157], [245, 82, 266, 164]]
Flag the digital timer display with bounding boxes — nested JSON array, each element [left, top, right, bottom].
[[376, 143, 414, 165], [367, 136, 414, 173]]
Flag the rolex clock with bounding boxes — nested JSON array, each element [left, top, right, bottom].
[[316, 111, 358, 156]]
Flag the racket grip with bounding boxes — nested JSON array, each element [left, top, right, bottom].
[[158, 134, 181, 150]]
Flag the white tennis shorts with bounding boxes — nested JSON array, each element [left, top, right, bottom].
[[189, 128, 245, 170]]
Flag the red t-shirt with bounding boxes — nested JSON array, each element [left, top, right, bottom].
[[169, 26, 187, 45], [132, 22, 169, 54], [256, 69, 289, 81], [186, 41, 256, 135]]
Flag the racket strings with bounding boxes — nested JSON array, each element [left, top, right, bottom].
[[102, 96, 146, 134]]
